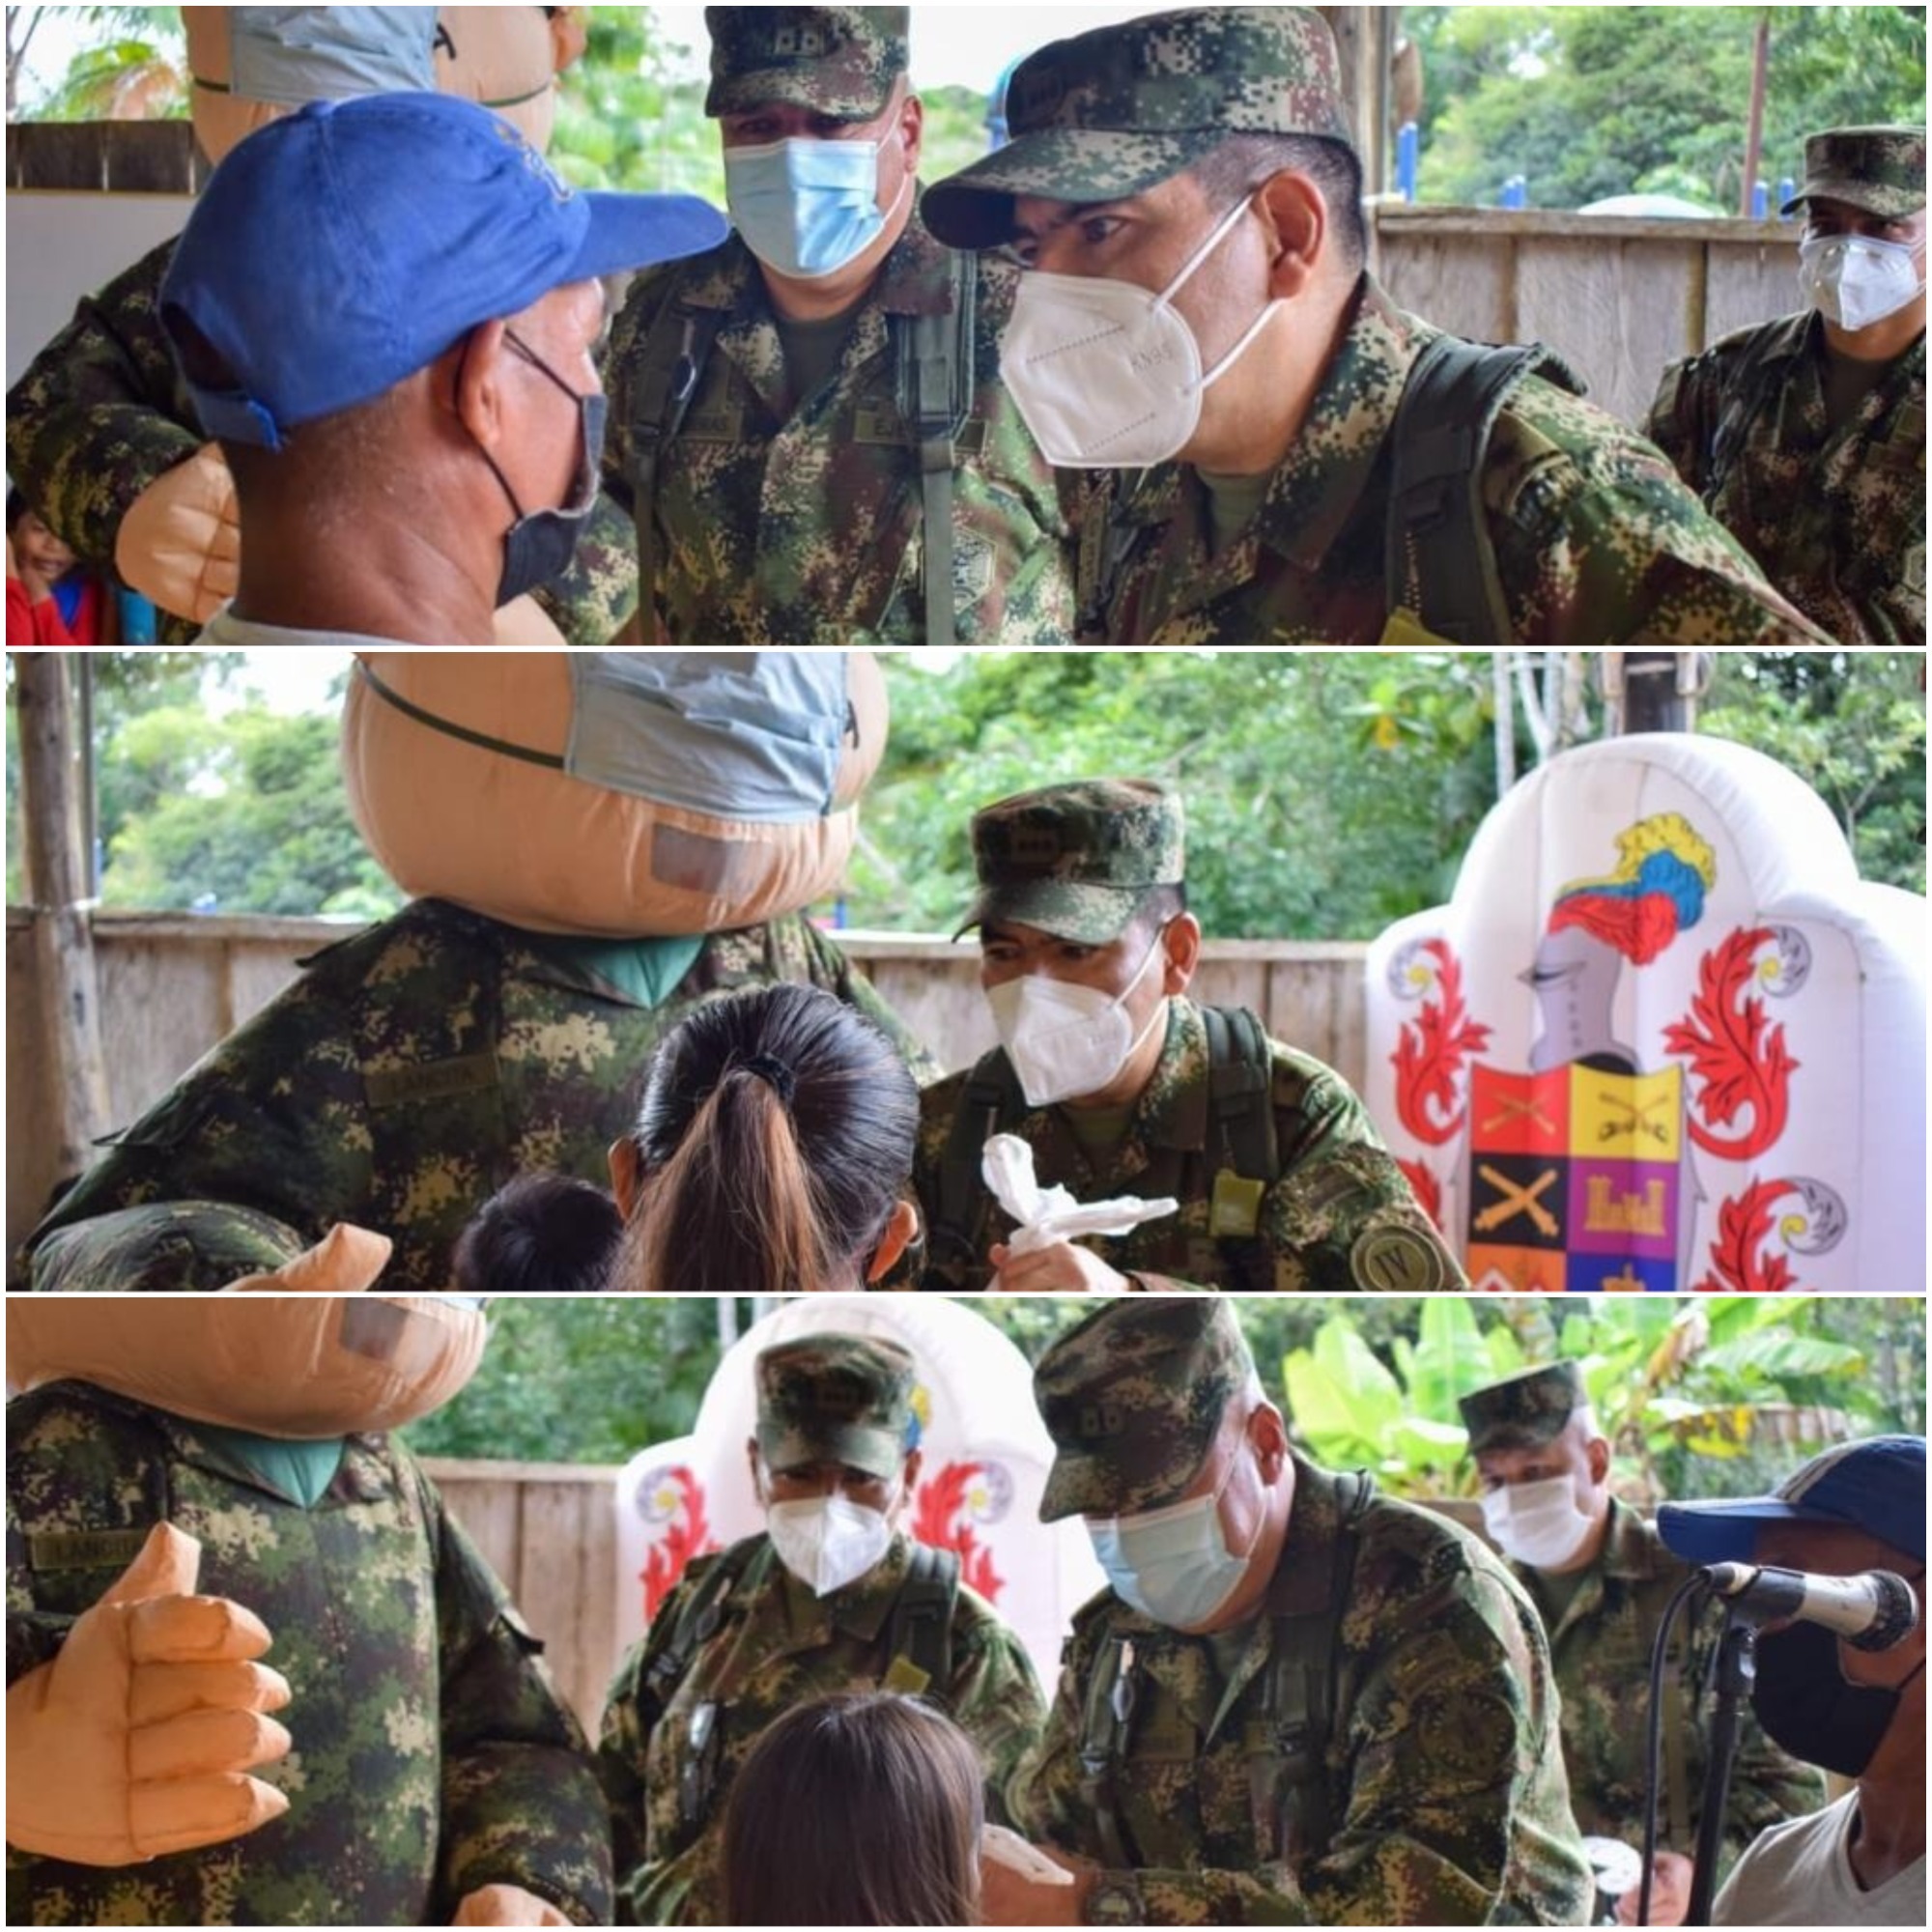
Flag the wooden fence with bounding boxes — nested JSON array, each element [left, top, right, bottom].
[[5, 909, 1370, 1259]]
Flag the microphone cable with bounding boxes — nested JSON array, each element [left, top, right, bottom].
[[1636, 1571, 1713, 1927]]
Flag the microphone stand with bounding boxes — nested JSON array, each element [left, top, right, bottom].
[[1686, 1611, 1759, 1926]]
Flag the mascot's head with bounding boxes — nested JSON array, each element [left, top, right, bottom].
[[185, 6, 582, 167], [341, 650, 890, 937], [12, 1203, 486, 1437]]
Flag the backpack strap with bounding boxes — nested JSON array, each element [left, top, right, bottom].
[[927, 1049, 1027, 1278], [895, 247, 979, 648], [1263, 1468, 1375, 1871], [1076, 1632, 1141, 1871], [627, 293, 724, 642], [1382, 336, 1582, 648], [1202, 1006, 1282, 1293], [884, 1543, 961, 1698]]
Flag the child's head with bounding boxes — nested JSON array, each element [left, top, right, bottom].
[[451, 1172, 622, 1296], [722, 1691, 984, 1926], [7, 490, 75, 586]]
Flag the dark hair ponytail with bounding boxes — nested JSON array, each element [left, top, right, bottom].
[[614, 983, 920, 1295]]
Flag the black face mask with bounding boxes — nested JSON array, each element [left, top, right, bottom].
[[474, 329, 609, 607], [1750, 1611, 1926, 1778]]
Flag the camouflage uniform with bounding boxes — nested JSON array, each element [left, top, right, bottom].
[[1011, 1301, 1594, 1925], [8, 1378, 611, 1926], [21, 897, 939, 1294], [1645, 128, 1928, 649], [597, 1335, 1045, 1925], [1461, 1367, 1824, 1879], [4, 239, 207, 646], [921, 7, 1833, 654], [916, 780, 1462, 1293], [537, 9, 1076, 652]]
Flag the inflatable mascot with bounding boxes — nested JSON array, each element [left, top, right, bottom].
[[23, 650, 930, 1294], [5, 6, 586, 646], [6, 1211, 611, 1925]]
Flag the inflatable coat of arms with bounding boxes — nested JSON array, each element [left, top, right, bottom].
[[1366, 736, 1925, 1293], [613, 1299, 1102, 1692]]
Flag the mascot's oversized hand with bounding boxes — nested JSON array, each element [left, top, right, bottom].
[[114, 443, 240, 623], [452, 1883, 574, 1925], [6, 1523, 292, 1865]]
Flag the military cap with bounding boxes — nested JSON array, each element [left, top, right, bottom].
[[1459, 1362, 1588, 1455], [923, 6, 1352, 250], [958, 778, 1184, 946], [755, 1332, 917, 1482], [1781, 126, 1926, 220], [704, 7, 908, 121], [1035, 1298, 1253, 1522], [27, 1199, 322, 1295]]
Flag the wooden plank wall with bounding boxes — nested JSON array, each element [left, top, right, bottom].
[[5, 911, 1370, 1260], [1376, 209, 1800, 425]]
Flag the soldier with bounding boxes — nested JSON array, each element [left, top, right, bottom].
[[7, 1218, 612, 1925], [598, 1333, 1045, 1925], [921, 6, 1833, 653], [1646, 127, 1926, 648], [1462, 1364, 1824, 1928], [4, 8, 590, 649], [985, 1298, 1593, 1926], [537, 6, 1077, 651], [915, 779, 1463, 1293]]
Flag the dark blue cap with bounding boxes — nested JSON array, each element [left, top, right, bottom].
[[1658, 1435, 1926, 1567], [160, 91, 727, 448]]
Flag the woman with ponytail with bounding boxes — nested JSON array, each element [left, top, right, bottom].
[[608, 981, 921, 1294]]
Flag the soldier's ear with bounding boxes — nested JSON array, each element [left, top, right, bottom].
[[1586, 1435, 1612, 1488], [1254, 170, 1322, 301], [1160, 913, 1203, 996]]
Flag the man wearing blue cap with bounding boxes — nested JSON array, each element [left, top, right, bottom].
[[1658, 1436, 1925, 1926], [150, 89, 723, 651]]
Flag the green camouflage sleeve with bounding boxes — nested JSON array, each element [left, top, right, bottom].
[[4, 237, 202, 569], [1641, 354, 1719, 495], [427, 1466, 615, 1926], [21, 973, 376, 1290], [595, 1634, 659, 1927], [1490, 379, 1833, 651], [948, 1599, 1048, 1831]]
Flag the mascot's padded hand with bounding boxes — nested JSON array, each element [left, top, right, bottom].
[[114, 443, 239, 623], [453, 1883, 574, 1925], [6, 1522, 293, 1865], [218, 1221, 393, 1294], [492, 595, 568, 649]]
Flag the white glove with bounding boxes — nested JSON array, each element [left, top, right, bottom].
[[981, 1133, 1178, 1258]]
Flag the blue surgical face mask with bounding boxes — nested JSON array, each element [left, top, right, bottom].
[[1087, 1445, 1263, 1629], [724, 135, 908, 280]]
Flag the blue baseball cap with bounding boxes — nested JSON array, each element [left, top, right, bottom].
[[160, 91, 727, 448], [1658, 1435, 1926, 1568]]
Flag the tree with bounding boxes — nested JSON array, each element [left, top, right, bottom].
[[7, 5, 183, 122]]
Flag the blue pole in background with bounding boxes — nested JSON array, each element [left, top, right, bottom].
[[1750, 180, 1769, 219], [1499, 175, 1527, 210], [1776, 177, 1796, 219], [1397, 121, 1418, 203]]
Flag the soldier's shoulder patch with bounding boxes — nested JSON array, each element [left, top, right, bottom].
[[1350, 1222, 1453, 1293]]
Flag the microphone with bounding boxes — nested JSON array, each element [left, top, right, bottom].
[[1701, 1564, 1920, 1653]]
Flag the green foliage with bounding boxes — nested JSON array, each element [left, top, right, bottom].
[[1699, 653, 1926, 891], [12, 6, 185, 120], [1405, 7, 1926, 211], [402, 1297, 737, 1464]]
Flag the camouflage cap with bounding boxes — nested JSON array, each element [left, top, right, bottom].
[[28, 1200, 316, 1295], [1781, 126, 1927, 219], [1459, 1362, 1588, 1455], [704, 7, 908, 121], [755, 1332, 917, 1482], [958, 778, 1184, 946], [923, 6, 1352, 250], [1035, 1298, 1253, 1522]]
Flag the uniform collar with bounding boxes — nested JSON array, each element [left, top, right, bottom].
[[1598, 1494, 1669, 1581]]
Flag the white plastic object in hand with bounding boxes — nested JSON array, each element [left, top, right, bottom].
[[980, 1824, 1077, 1886], [980, 1133, 1179, 1258]]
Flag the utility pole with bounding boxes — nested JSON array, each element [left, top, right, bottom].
[[14, 651, 112, 1189], [1600, 653, 1716, 734]]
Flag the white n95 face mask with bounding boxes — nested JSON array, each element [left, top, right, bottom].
[[999, 191, 1284, 468], [1799, 233, 1924, 331], [764, 1493, 894, 1597], [1479, 1475, 1597, 1572], [984, 926, 1170, 1108]]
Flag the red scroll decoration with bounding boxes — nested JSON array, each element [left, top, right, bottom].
[[1392, 939, 1492, 1148], [639, 1465, 717, 1623], [911, 1461, 1007, 1604], [1662, 927, 1798, 1163]]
